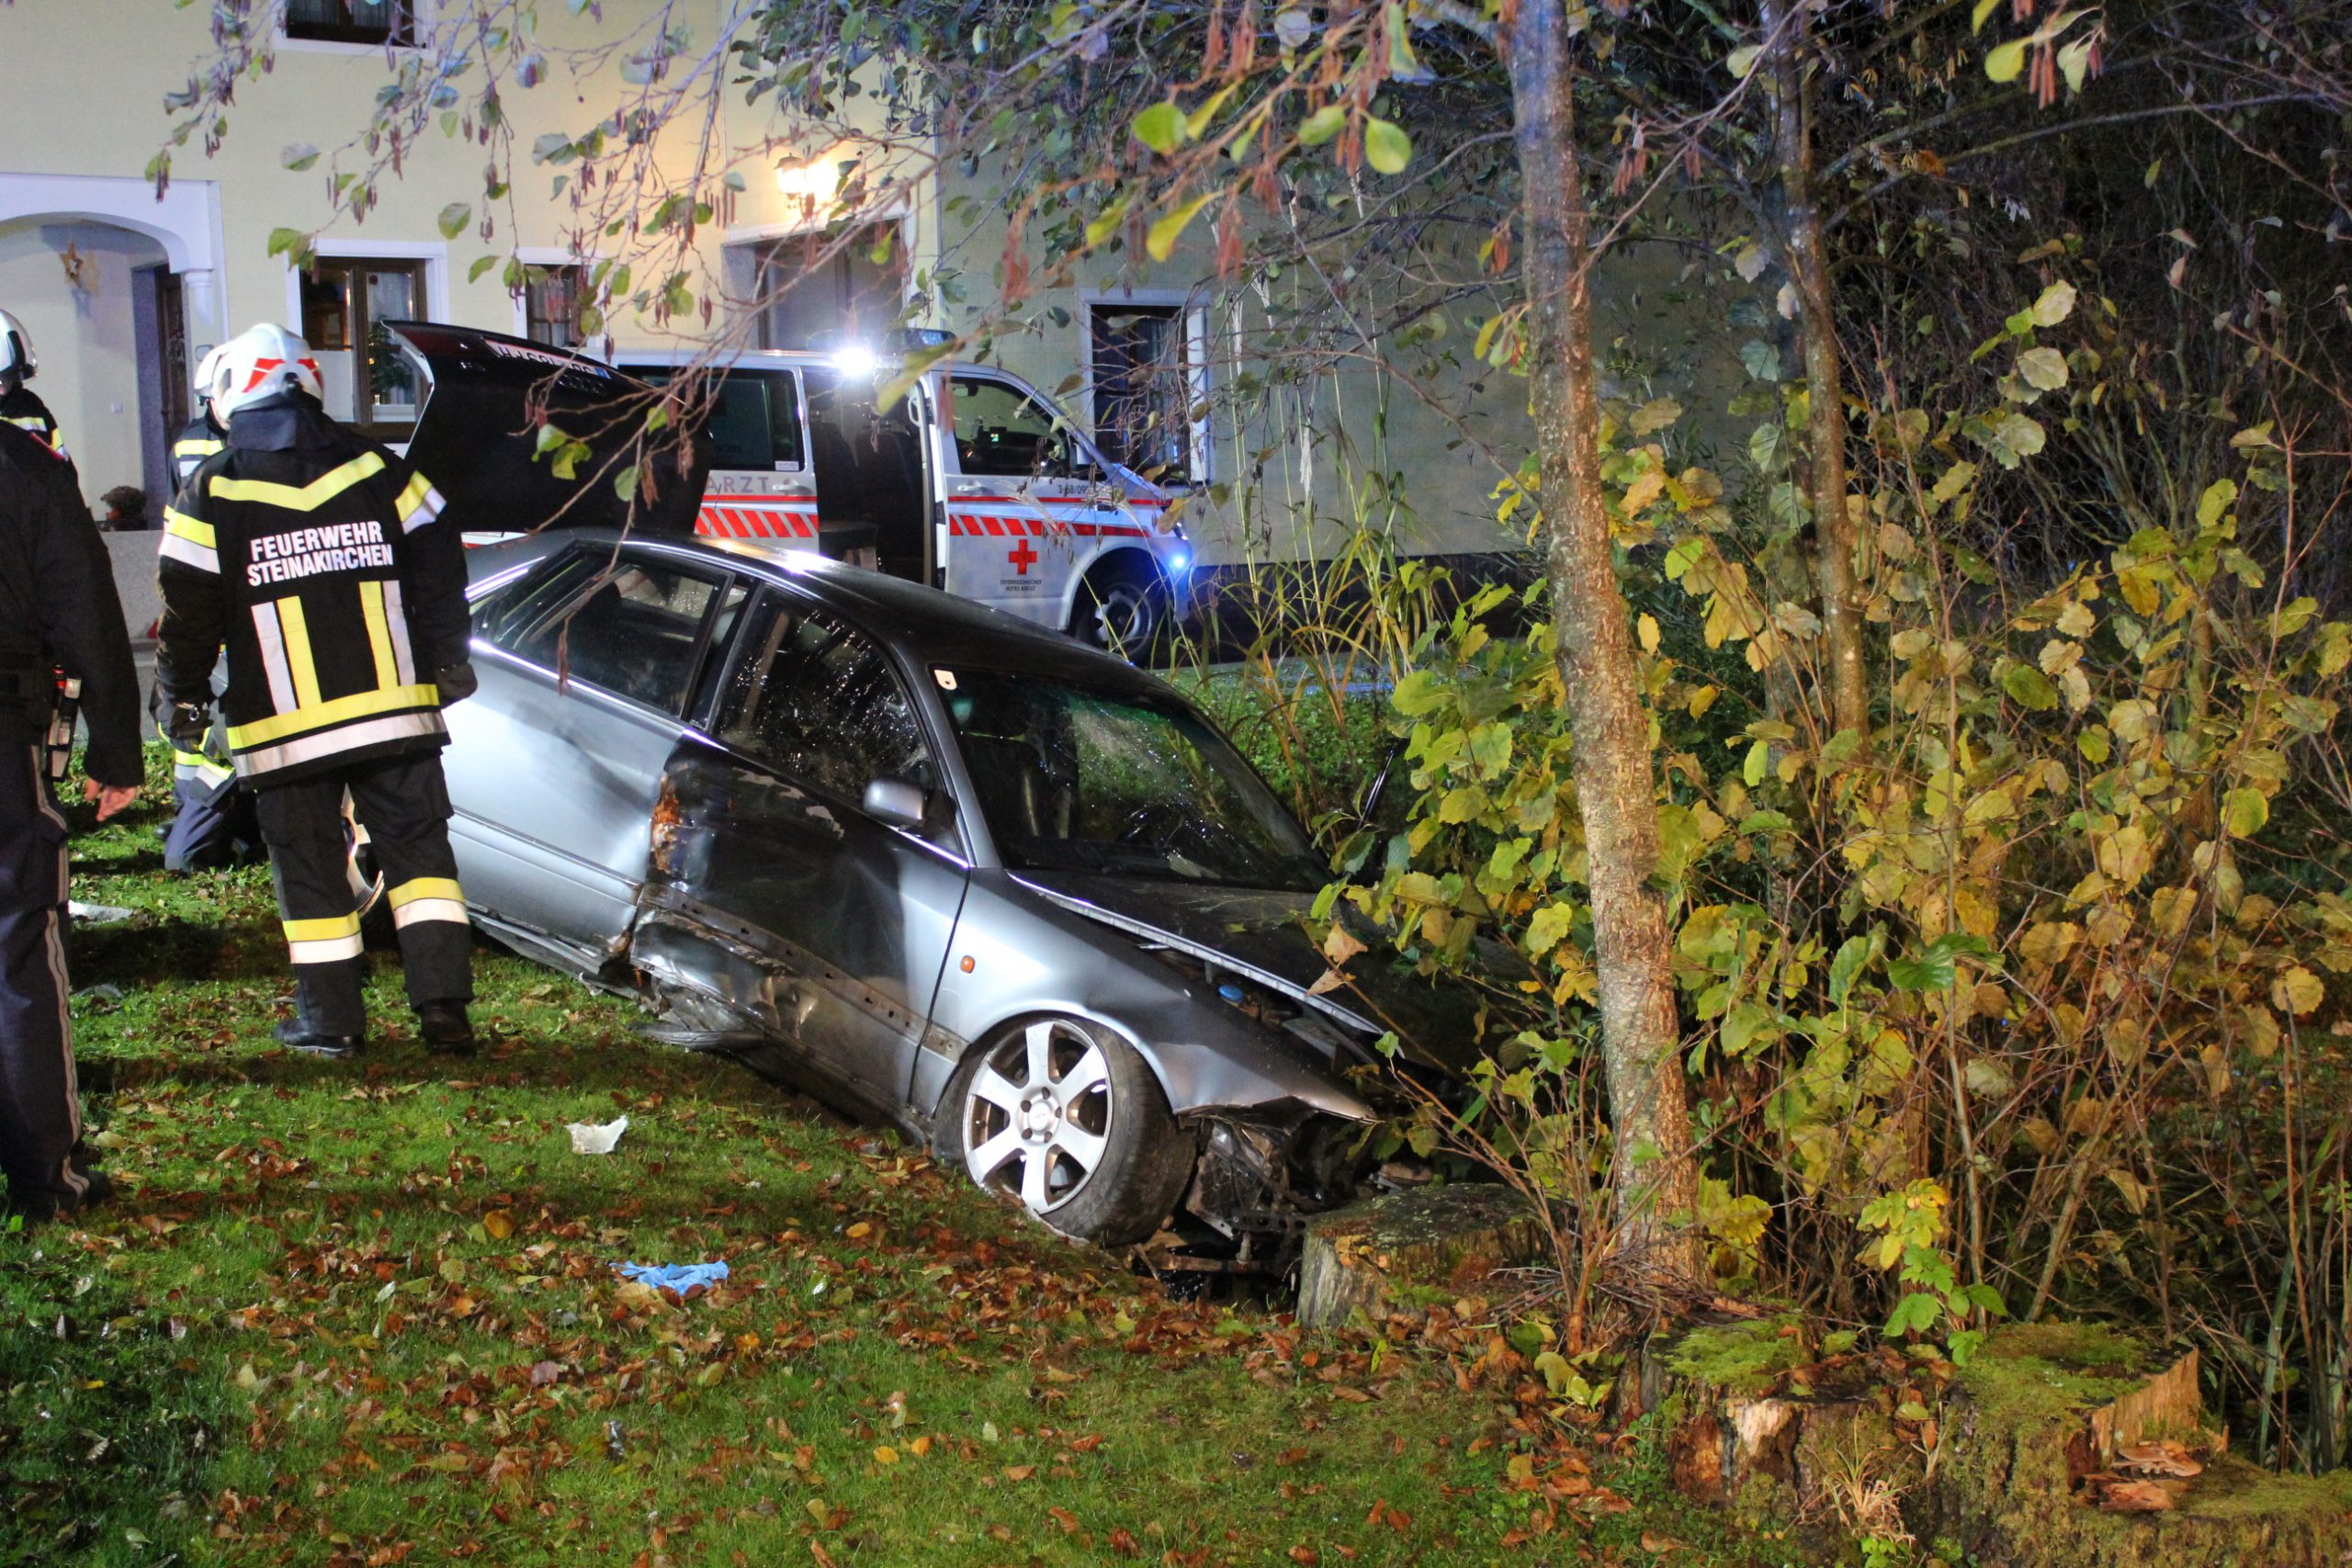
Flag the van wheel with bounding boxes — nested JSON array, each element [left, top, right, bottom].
[[933, 1018, 1194, 1246], [1070, 557, 1166, 657]]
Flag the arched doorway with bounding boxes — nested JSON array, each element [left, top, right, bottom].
[[0, 174, 225, 522]]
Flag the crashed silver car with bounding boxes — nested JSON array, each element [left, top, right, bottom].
[[390, 321, 1469, 1254]]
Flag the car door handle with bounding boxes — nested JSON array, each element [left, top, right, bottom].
[[951, 482, 989, 496]]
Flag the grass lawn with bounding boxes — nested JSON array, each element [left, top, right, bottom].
[[3, 750, 1792, 1568]]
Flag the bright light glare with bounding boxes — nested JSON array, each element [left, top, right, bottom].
[[833, 344, 880, 380], [1168, 546, 1193, 574]]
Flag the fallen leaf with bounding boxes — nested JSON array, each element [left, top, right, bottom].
[[2098, 1479, 2178, 1513], [1003, 1464, 1036, 1482], [481, 1209, 514, 1240]]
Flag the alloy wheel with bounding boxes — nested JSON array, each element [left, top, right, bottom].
[[959, 1020, 1116, 1214]]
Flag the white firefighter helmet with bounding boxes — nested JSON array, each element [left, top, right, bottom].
[[209, 322, 325, 421], [0, 309, 36, 381], [191, 342, 226, 397]]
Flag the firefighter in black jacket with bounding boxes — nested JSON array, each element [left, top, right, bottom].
[[156, 323, 479, 1059], [0, 309, 69, 462], [171, 344, 227, 491], [0, 419, 141, 1219]]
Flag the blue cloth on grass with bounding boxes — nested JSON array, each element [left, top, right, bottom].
[[613, 1260, 730, 1292]]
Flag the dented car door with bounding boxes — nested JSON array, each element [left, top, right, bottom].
[[448, 545, 747, 960], [631, 588, 968, 1114]]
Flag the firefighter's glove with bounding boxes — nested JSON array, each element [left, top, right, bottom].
[[163, 699, 211, 751], [435, 660, 480, 707]]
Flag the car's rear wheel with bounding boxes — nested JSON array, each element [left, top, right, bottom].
[[934, 1017, 1193, 1245], [1069, 556, 1167, 658]]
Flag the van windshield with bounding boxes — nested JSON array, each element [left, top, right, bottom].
[[939, 671, 1324, 891]]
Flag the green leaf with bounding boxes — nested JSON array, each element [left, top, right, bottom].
[[281, 142, 321, 172], [2003, 663, 2060, 711], [2029, 279, 2077, 326], [2222, 785, 2268, 838], [1738, 340, 1781, 382], [468, 254, 499, 284], [1827, 935, 1871, 1006], [1131, 102, 1187, 154], [2197, 479, 2237, 528], [1885, 1292, 1943, 1337], [1363, 117, 1412, 175], [1391, 669, 1448, 716], [614, 463, 639, 504], [2015, 346, 2068, 390], [1145, 193, 1215, 262], [1725, 44, 1760, 78], [1082, 197, 1130, 249], [437, 202, 472, 240], [1970, 0, 2001, 28], [266, 226, 311, 260], [1889, 933, 1993, 993], [1984, 38, 2029, 83], [1298, 103, 1347, 146]]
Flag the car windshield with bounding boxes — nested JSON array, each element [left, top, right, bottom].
[[940, 671, 1325, 891]]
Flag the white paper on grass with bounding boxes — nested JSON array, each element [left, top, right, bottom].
[[567, 1114, 628, 1155]]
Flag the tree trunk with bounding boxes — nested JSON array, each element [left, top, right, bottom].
[[1507, 0, 1705, 1291], [1762, 0, 1870, 744]]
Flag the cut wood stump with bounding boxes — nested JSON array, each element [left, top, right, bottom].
[[1921, 1323, 2352, 1567], [1645, 1316, 2352, 1566], [1294, 1185, 1549, 1329]]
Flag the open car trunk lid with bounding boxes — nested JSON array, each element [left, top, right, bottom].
[[386, 320, 707, 537], [1012, 871, 1485, 1078]]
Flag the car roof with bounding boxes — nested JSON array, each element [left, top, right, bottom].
[[616, 346, 1024, 379], [585, 531, 1170, 693]]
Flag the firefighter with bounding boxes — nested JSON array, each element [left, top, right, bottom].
[[0, 419, 141, 1221], [154, 322, 479, 1060], [0, 309, 69, 462], [161, 344, 256, 873], [171, 344, 228, 491]]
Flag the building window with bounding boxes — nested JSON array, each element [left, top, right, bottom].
[[524, 265, 587, 348], [300, 257, 425, 439], [284, 1, 417, 46], [1089, 302, 1205, 487], [750, 222, 904, 352]]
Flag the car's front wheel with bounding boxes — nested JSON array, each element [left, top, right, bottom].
[[934, 1017, 1193, 1245]]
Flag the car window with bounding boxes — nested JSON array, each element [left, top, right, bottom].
[[715, 591, 938, 807], [946, 375, 1084, 479], [509, 555, 734, 716], [474, 547, 595, 649], [639, 367, 805, 471], [941, 670, 1323, 891]]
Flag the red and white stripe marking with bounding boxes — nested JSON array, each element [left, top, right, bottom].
[[695, 498, 822, 540]]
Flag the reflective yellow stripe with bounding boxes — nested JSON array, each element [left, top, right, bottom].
[[209, 452, 385, 511], [396, 472, 432, 518], [174, 437, 224, 458], [276, 596, 322, 709], [164, 507, 214, 547], [227, 682, 440, 749], [388, 877, 465, 908], [282, 913, 361, 943], [358, 581, 400, 689]]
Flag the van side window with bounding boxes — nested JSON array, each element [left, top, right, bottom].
[[642, 369, 805, 471], [715, 592, 938, 807], [947, 376, 1085, 479]]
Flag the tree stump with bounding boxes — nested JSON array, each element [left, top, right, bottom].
[[1920, 1322, 2352, 1567], [1294, 1185, 1550, 1329], [1645, 1317, 2352, 1566]]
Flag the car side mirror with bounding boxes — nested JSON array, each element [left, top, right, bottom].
[[863, 776, 929, 832]]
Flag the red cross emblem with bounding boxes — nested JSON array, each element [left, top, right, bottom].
[[1008, 538, 1038, 575]]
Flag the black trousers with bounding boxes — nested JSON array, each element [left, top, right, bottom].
[[253, 750, 472, 1039], [0, 743, 87, 1203]]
